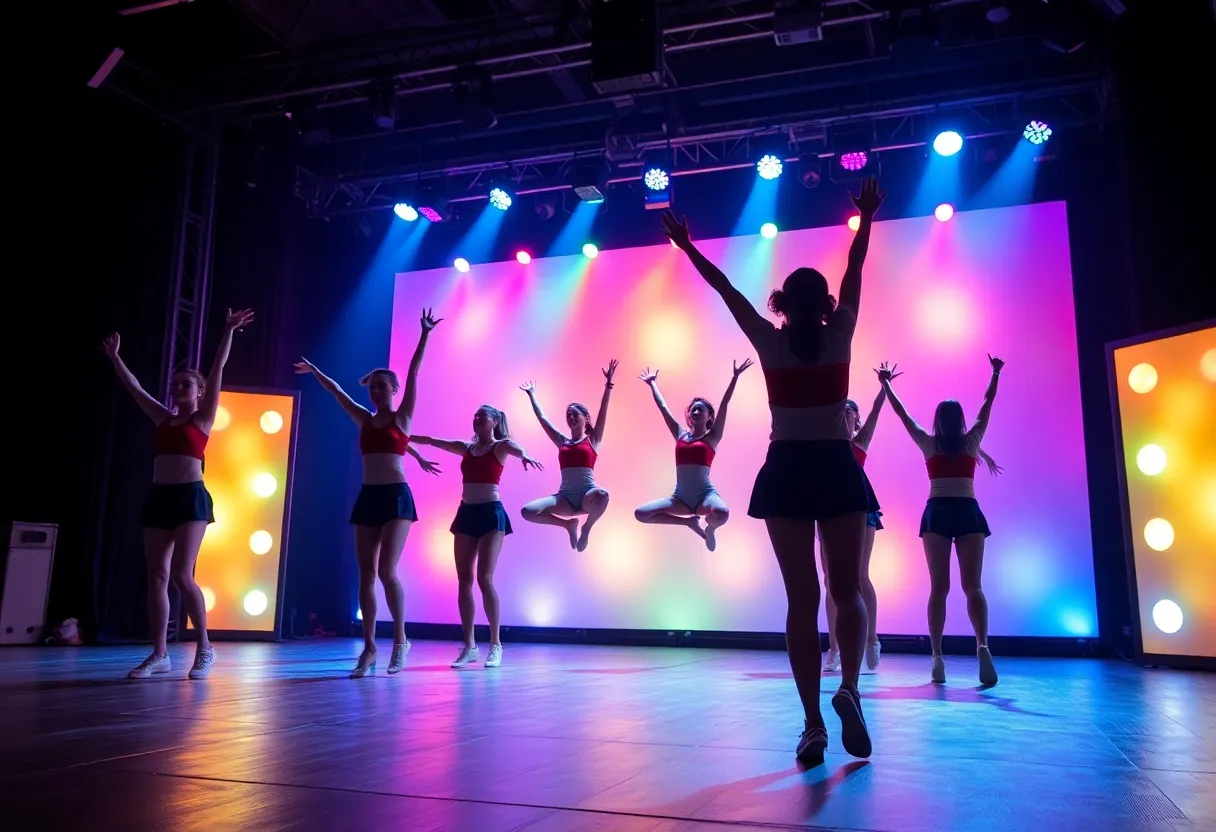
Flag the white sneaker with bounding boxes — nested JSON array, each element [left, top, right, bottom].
[[485, 643, 503, 668], [931, 654, 946, 684], [188, 646, 215, 680], [350, 648, 377, 678], [865, 640, 882, 672], [823, 648, 841, 673], [451, 645, 479, 668], [128, 652, 171, 679], [387, 642, 411, 674], [978, 645, 998, 687]]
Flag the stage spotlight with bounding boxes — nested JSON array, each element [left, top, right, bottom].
[[756, 153, 784, 180], [516, 250, 532, 265], [839, 151, 869, 172], [488, 186, 513, 211], [582, 243, 599, 259], [847, 215, 861, 232], [935, 203, 955, 222], [760, 222, 778, 239], [644, 167, 669, 191], [393, 203, 419, 222], [1023, 120, 1053, 145], [933, 130, 964, 157], [418, 199, 451, 223], [454, 257, 471, 272]]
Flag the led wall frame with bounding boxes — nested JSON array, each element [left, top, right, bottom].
[[1109, 320, 1216, 668], [186, 389, 299, 639]]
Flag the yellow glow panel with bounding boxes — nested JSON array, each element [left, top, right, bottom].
[[1112, 325, 1216, 658], [189, 391, 296, 633]]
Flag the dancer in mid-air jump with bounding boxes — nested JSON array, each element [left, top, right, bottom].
[[877, 354, 1005, 687], [633, 359, 752, 551], [293, 308, 443, 678], [104, 307, 255, 681], [518, 359, 618, 551]]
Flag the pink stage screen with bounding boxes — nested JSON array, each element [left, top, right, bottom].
[[385, 202, 1097, 636]]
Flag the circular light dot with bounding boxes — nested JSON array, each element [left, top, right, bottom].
[[933, 130, 964, 156], [582, 243, 599, 259], [259, 410, 283, 434], [516, 251, 531, 265], [934, 203, 954, 222], [243, 589, 268, 616], [201, 586, 216, 612], [249, 530, 273, 555], [1151, 599, 1183, 634], [1136, 444, 1167, 476], [1128, 363, 1158, 394], [251, 472, 278, 498], [1201, 348, 1216, 382], [847, 215, 861, 232], [760, 222, 778, 239], [454, 257, 470, 273], [213, 406, 231, 431], [1143, 518, 1175, 552], [393, 203, 418, 222]]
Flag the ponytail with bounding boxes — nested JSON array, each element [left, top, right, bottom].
[[494, 409, 510, 440]]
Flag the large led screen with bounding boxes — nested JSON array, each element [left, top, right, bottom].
[[383, 202, 1096, 636], [1110, 323, 1216, 660]]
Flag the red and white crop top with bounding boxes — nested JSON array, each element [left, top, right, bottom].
[[754, 308, 856, 442], [360, 417, 410, 456], [913, 429, 984, 499], [154, 417, 208, 460], [675, 434, 715, 467], [558, 436, 597, 469], [461, 445, 505, 485]]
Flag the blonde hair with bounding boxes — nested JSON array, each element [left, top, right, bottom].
[[475, 405, 510, 440], [359, 368, 399, 392], [171, 370, 206, 405]]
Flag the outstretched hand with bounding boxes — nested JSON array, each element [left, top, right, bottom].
[[519, 381, 537, 396], [101, 332, 120, 358], [982, 455, 1004, 477], [733, 357, 754, 377], [603, 358, 619, 383], [226, 308, 256, 331], [521, 454, 544, 472], [421, 308, 443, 332], [874, 361, 902, 383], [639, 367, 659, 384], [988, 354, 1006, 372], [660, 211, 691, 249], [851, 176, 886, 219], [293, 357, 318, 375], [415, 456, 442, 476]]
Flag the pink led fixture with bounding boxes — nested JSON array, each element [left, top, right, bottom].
[[839, 151, 869, 172]]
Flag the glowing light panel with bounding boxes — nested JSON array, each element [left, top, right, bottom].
[[393, 203, 419, 222], [933, 130, 964, 156], [1112, 323, 1216, 659], [1023, 120, 1053, 145], [388, 202, 1095, 636], [190, 390, 296, 633], [644, 168, 669, 191], [756, 154, 783, 180]]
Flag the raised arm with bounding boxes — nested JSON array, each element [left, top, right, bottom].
[[495, 439, 544, 471], [838, 177, 885, 318], [661, 212, 774, 348], [410, 435, 470, 457], [101, 333, 171, 424], [589, 359, 618, 448], [969, 354, 1005, 445], [197, 308, 255, 431], [407, 444, 442, 476], [707, 358, 753, 445], [876, 363, 931, 448], [519, 382, 567, 447], [396, 309, 442, 429], [639, 368, 682, 440], [294, 357, 370, 427], [853, 385, 888, 451]]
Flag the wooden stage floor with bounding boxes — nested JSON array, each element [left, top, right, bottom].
[[1, 640, 1212, 831]]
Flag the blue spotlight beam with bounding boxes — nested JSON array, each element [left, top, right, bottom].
[[448, 202, 508, 266], [549, 200, 600, 258], [732, 176, 780, 237], [972, 139, 1043, 210]]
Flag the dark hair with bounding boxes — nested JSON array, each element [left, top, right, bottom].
[[360, 368, 400, 393], [933, 400, 967, 455], [845, 399, 860, 435], [685, 397, 716, 431], [767, 268, 837, 362], [567, 402, 593, 433], [475, 405, 510, 440]]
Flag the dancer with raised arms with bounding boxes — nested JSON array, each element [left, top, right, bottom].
[[293, 309, 443, 678], [518, 359, 618, 552], [877, 354, 1005, 687], [412, 406, 543, 669], [104, 307, 255, 681], [661, 176, 885, 766], [633, 359, 752, 551]]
